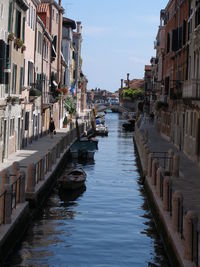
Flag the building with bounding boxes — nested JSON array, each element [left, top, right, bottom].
[[0, 0, 10, 161], [22, 0, 41, 146], [62, 17, 76, 89], [73, 21, 83, 114], [5, 0, 29, 157], [182, 0, 200, 163], [38, 0, 64, 129]]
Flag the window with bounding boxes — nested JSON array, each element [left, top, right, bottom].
[[195, 3, 200, 28], [12, 64, 17, 94], [190, 112, 193, 136], [28, 61, 33, 86], [31, 6, 33, 29], [0, 118, 3, 141], [25, 112, 29, 131], [15, 9, 21, 38], [9, 118, 15, 137], [167, 32, 170, 53], [19, 67, 24, 94], [0, 3, 4, 19], [38, 31, 42, 54], [28, 3, 30, 26], [8, 2, 12, 32], [52, 8, 54, 19], [33, 9, 35, 30], [22, 17, 25, 42], [56, 13, 59, 24]]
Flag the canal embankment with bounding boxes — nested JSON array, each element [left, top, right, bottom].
[[133, 115, 200, 267], [0, 118, 91, 264]]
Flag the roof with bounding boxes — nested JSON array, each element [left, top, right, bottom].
[[40, 0, 64, 13], [37, 3, 48, 12], [63, 17, 76, 30]]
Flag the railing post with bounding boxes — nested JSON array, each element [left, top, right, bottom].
[[19, 170, 26, 203], [144, 145, 150, 170], [0, 169, 10, 192], [163, 176, 171, 211], [48, 151, 52, 171], [151, 159, 158, 186], [168, 149, 174, 173], [156, 167, 163, 196], [173, 154, 180, 177], [172, 191, 183, 232], [4, 184, 12, 224], [144, 129, 148, 143], [39, 157, 45, 181], [26, 163, 36, 193], [147, 153, 153, 178], [184, 211, 198, 261], [12, 161, 20, 176]]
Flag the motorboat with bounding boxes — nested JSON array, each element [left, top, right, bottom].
[[70, 138, 98, 159], [58, 168, 87, 190], [122, 118, 135, 131], [95, 124, 108, 136]]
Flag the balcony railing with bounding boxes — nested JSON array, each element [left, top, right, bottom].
[[182, 79, 200, 99]]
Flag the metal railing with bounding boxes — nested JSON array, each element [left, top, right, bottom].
[[0, 190, 6, 225], [152, 151, 173, 171], [11, 174, 22, 210]]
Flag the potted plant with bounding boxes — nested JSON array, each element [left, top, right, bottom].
[[8, 32, 15, 41], [63, 116, 68, 128], [15, 38, 23, 49], [21, 45, 26, 53]]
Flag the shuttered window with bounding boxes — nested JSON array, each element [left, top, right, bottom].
[[25, 112, 29, 131], [12, 64, 17, 94], [15, 9, 21, 39]]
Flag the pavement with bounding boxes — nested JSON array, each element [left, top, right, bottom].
[[139, 117, 200, 214], [0, 126, 72, 181]]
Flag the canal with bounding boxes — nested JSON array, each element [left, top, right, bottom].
[[7, 113, 170, 267]]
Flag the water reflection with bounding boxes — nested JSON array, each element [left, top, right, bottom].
[[59, 186, 86, 203]]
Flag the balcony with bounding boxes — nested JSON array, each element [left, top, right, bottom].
[[182, 79, 200, 100]]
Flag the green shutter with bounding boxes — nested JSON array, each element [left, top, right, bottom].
[[22, 17, 25, 42]]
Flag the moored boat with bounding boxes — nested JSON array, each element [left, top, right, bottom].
[[58, 168, 87, 190], [95, 124, 108, 136], [70, 138, 98, 159]]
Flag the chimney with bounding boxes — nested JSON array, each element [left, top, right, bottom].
[[121, 79, 123, 89], [77, 21, 82, 34], [58, 0, 61, 5], [127, 73, 130, 88]]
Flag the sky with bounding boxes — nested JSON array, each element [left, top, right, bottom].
[[62, 0, 168, 92]]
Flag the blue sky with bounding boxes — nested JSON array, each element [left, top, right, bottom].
[[63, 0, 168, 92]]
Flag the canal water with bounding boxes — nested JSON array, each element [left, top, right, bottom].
[[7, 113, 171, 267]]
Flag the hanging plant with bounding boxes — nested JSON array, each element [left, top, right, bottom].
[[63, 96, 75, 116]]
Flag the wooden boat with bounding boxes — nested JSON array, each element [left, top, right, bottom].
[[58, 168, 87, 190]]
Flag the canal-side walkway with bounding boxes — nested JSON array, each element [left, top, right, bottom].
[[134, 116, 200, 267], [0, 119, 91, 264]]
